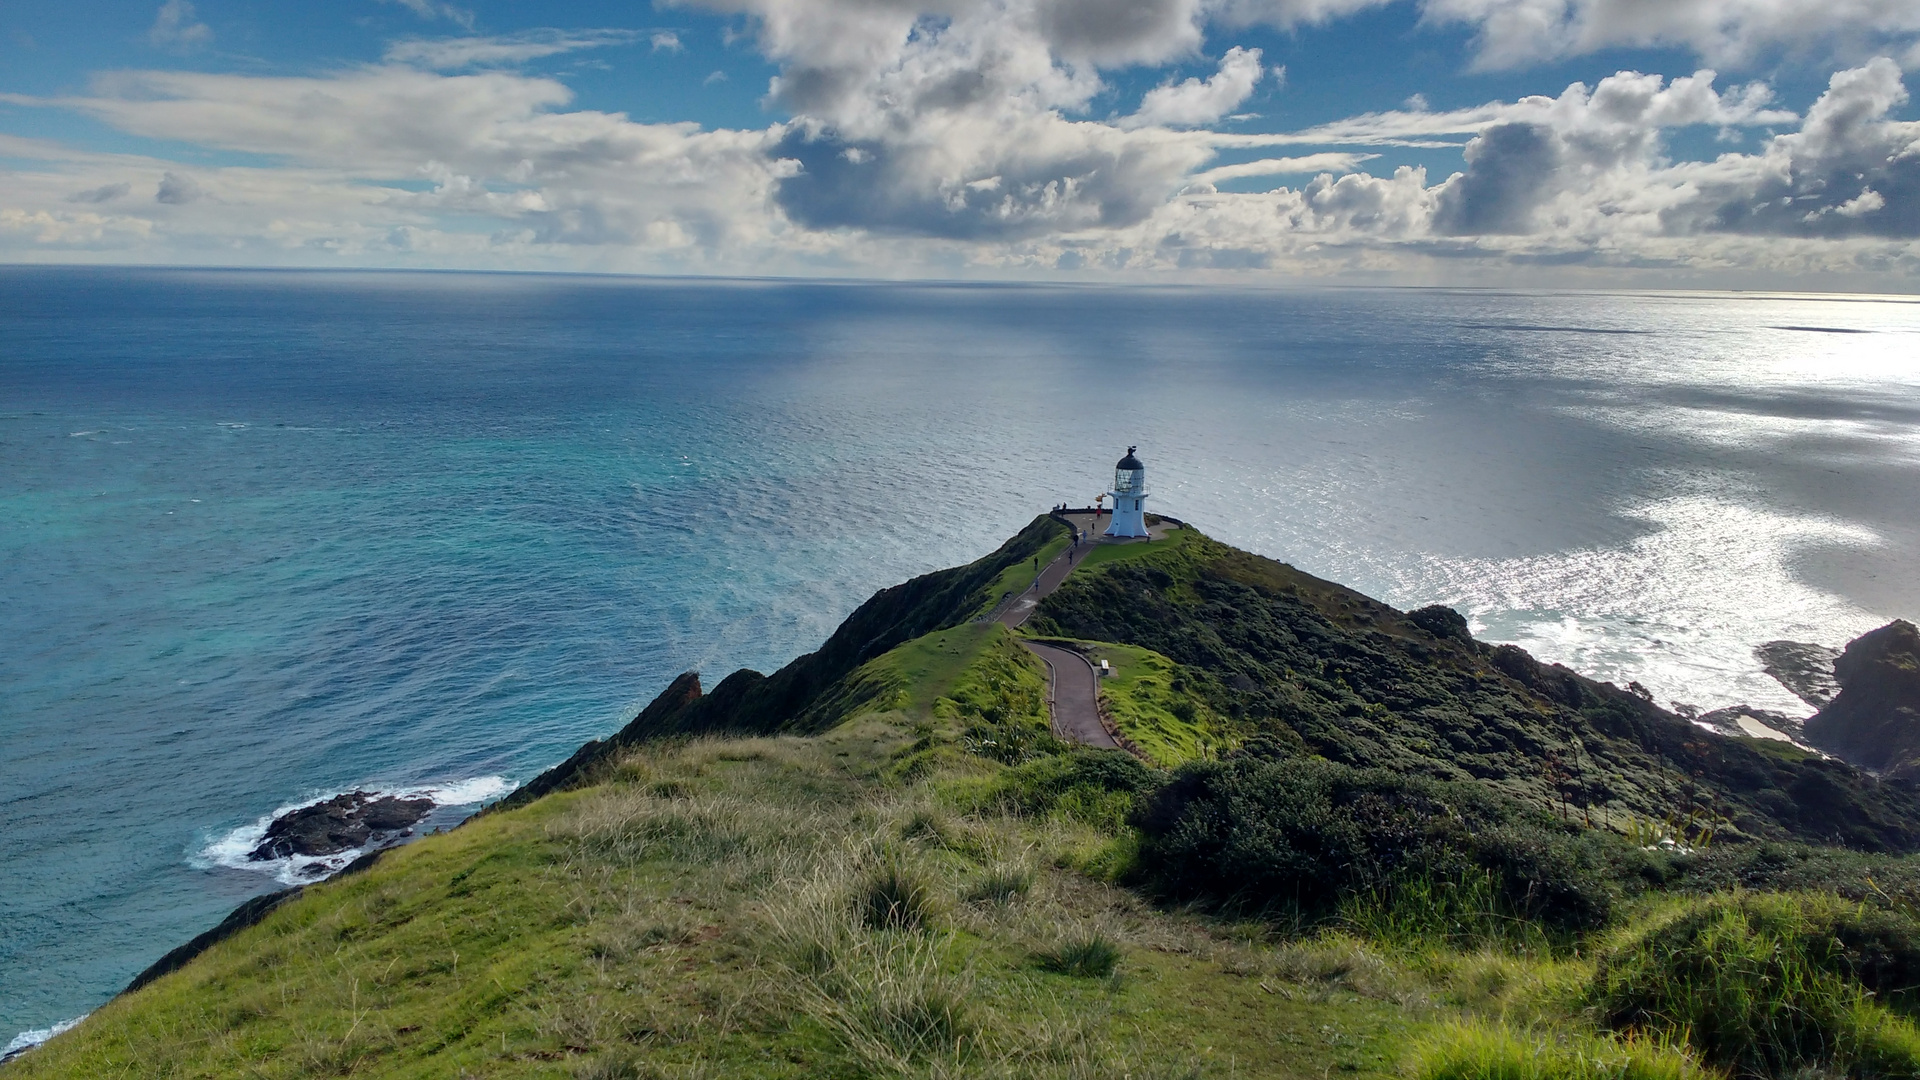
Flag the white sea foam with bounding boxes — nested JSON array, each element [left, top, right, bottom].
[[3, 1016, 85, 1062], [1425, 496, 1885, 715], [408, 775, 515, 806], [191, 776, 515, 886]]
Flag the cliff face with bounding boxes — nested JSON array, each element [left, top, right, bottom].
[[500, 515, 1068, 805], [1804, 620, 1920, 780]]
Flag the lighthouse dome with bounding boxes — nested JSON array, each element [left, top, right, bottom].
[[1113, 446, 1146, 496]]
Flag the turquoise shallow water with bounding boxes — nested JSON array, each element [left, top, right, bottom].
[[5, 268, 1919, 1042]]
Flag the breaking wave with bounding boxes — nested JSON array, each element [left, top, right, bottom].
[[191, 776, 514, 886]]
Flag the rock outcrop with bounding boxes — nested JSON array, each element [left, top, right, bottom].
[[1691, 705, 1805, 745], [247, 791, 433, 861], [1758, 639, 1844, 710], [1804, 620, 1920, 780]]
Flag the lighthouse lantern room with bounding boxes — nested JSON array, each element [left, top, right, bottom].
[[1105, 446, 1149, 538]]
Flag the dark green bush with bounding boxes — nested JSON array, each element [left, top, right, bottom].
[[1133, 756, 1623, 935], [1590, 892, 1920, 1077], [1661, 841, 1920, 910]]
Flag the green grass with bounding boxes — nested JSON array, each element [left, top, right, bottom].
[[22, 595, 1920, 1079], [1588, 891, 1920, 1077], [14, 717, 1427, 1079], [855, 620, 1005, 717], [1408, 1022, 1713, 1080], [1072, 641, 1229, 766], [1067, 523, 1197, 573], [841, 621, 1052, 749], [973, 530, 1073, 618]]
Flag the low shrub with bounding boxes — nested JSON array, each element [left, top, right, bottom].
[[1133, 757, 1621, 937], [1407, 1021, 1712, 1080], [1589, 891, 1920, 1077], [1661, 841, 1920, 910]]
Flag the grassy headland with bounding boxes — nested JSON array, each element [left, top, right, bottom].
[[18, 515, 1920, 1080]]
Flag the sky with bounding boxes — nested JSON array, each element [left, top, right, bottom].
[[2, 0, 1918, 287]]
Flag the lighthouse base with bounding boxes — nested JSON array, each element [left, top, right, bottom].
[[1105, 494, 1149, 538]]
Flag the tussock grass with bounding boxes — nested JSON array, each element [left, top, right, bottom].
[[1408, 1022, 1713, 1080], [1236, 933, 1424, 1006], [1338, 870, 1557, 957], [859, 858, 941, 932], [1036, 934, 1122, 979], [965, 862, 1037, 906]]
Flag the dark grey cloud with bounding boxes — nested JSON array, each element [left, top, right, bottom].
[[1705, 161, 1920, 239], [771, 124, 1190, 239], [67, 182, 131, 203], [1431, 122, 1559, 235], [155, 171, 203, 204], [1034, 0, 1200, 63]]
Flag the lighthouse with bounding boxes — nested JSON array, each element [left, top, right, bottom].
[[1105, 446, 1149, 538]]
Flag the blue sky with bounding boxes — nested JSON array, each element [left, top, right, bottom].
[[3, 0, 1917, 285]]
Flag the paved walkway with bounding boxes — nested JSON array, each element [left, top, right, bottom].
[[1023, 641, 1118, 749], [995, 516, 1120, 749], [994, 530, 1094, 628]]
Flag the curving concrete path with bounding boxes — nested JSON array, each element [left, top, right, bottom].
[[1021, 640, 1118, 749], [994, 523, 1119, 749]]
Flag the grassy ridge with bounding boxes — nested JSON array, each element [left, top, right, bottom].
[[12, 721, 1424, 1079], [1027, 529, 1920, 851], [22, 626, 1920, 1079], [24, 519, 1920, 1079], [499, 516, 1070, 809]]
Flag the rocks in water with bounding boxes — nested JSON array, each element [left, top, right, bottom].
[[1690, 705, 1806, 745], [1803, 620, 1920, 779], [1757, 639, 1843, 710], [248, 791, 433, 861]]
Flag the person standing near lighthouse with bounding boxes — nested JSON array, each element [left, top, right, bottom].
[[1105, 447, 1149, 538]]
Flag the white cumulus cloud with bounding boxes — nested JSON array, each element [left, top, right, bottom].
[[1422, 0, 1920, 69], [1123, 47, 1267, 129], [5, 0, 1920, 287]]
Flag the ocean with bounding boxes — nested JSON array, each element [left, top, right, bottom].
[[4, 267, 1918, 1045]]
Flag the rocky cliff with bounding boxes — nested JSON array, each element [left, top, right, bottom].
[[1804, 619, 1920, 781]]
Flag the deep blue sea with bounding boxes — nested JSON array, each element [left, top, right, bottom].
[[5, 267, 1920, 1046]]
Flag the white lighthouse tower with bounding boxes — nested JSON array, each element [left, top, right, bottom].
[[1105, 446, 1149, 538]]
